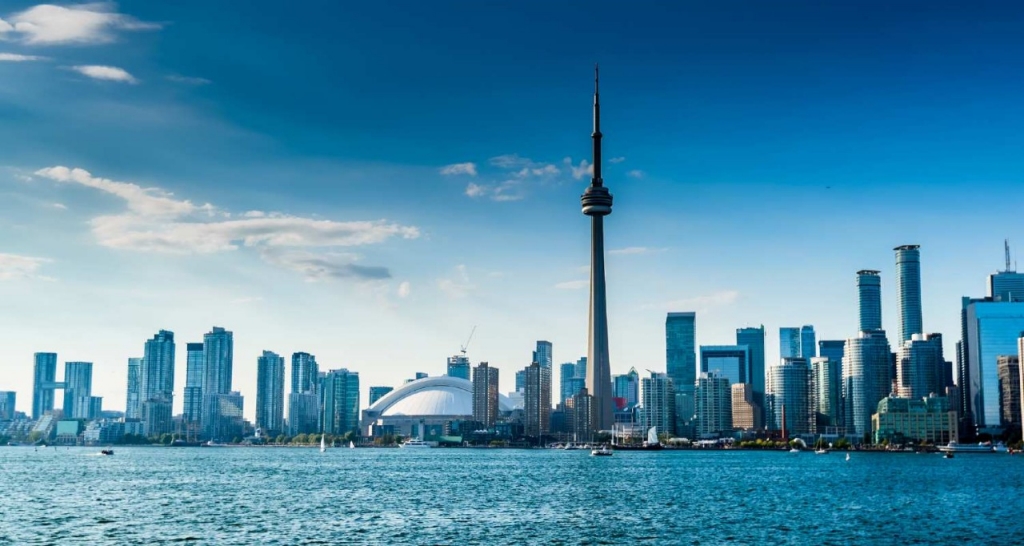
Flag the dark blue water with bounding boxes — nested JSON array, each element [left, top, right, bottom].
[[1, 447, 1021, 544]]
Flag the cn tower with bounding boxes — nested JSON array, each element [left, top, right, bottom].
[[581, 66, 614, 431]]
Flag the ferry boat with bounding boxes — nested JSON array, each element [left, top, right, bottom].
[[937, 442, 995, 453], [399, 439, 437, 449]]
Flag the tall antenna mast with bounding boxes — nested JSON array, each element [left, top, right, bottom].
[[1006, 239, 1012, 272]]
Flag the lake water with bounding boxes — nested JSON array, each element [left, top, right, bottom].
[[0, 447, 1021, 544]]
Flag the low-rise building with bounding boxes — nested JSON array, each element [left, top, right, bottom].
[[872, 395, 957, 445]]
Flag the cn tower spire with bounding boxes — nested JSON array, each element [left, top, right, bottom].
[[592, 64, 602, 186]]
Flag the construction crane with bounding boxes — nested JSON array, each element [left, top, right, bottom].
[[460, 326, 477, 356]]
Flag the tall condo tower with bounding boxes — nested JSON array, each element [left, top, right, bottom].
[[857, 270, 882, 331], [581, 66, 614, 431], [894, 245, 923, 343]]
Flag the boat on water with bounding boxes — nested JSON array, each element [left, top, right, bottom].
[[789, 448, 801, 453], [938, 442, 995, 453], [615, 426, 664, 451], [320, 434, 327, 453], [591, 446, 613, 457], [814, 448, 828, 455], [349, 441, 355, 449], [943, 451, 954, 459], [845, 452, 850, 461], [400, 439, 437, 449], [99, 449, 114, 456]]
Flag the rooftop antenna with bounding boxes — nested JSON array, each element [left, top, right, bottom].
[[1006, 239, 1012, 272]]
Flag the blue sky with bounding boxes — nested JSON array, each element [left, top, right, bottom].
[[2, 1, 1023, 419]]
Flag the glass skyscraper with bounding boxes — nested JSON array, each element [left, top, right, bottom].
[[666, 313, 696, 434], [799, 326, 816, 360], [857, 270, 883, 331], [896, 333, 946, 400], [202, 327, 234, 438], [63, 361, 93, 420], [32, 352, 57, 420], [843, 330, 892, 439], [612, 367, 639, 409], [963, 300, 1024, 428], [523, 362, 551, 438], [695, 372, 732, 437], [125, 357, 142, 421], [699, 345, 750, 386], [895, 245, 924, 344], [779, 327, 800, 359], [811, 357, 841, 429], [534, 341, 553, 370], [766, 357, 811, 436], [639, 372, 675, 435], [183, 343, 204, 424], [322, 369, 360, 435], [560, 362, 584, 404], [736, 326, 766, 424], [446, 354, 470, 380], [140, 330, 175, 406], [256, 350, 285, 436]]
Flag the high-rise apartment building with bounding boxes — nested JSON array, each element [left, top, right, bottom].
[[843, 330, 892, 439], [989, 241, 1024, 302], [0, 392, 16, 420], [811, 357, 841, 430], [182, 343, 204, 425], [612, 367, 639, 408], [472, 362, 499, 428], [639, 372, 675, 435], [699, 345, 750, 385], [322, 369, 360, 435], [291, 352, 318, 394], [857, 270, 883, 331], [32, 352, 57, 420], [996, 355, 1021, 430], [695, 372, 732, 438], [534, 341, 553, 370], [202, 327, 233, 438], [125, 357, 141, 421], [446, 354, 470, 380], [895, 245, 924, 344], [779, 327, 801, 359], [818, 340, 845, 367], [559, 362, 578, 404], [800, 326, 816, 360], [963, 300, 1024, 428], [896, 333, 946, 399], [731, 383, 761, 430], [523, 362, 551, 438], [140, 330, 175, 434], [256, 351, 285, 436], [766, 357, 811, 436], [666, 312, 696, 435], [515, 370, 526, 393], [736, 326, 766, 424], [63, 361, 93, 419]]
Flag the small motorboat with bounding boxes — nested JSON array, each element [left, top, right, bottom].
[[591, 446, 613, 457], [943, 451, 954, 459], [100, 449, 114, 456]]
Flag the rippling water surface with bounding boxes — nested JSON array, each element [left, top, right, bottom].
[[1, 446, 1022, 544]]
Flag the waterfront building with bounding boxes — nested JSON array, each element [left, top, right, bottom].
[[699, 345, 750, 385], [896, 333, 946, 399], [202, 327, 233, 438], [287, 393, 319, 435], [361, 376, 513, 438], [569, 388, 595, 443], [779, 327, 800, 359], [695, 372, 732, 438], [524, 362, 552, 438], [766, 357, 812, 436], [0, 392, 15, 420], [368, 386, 393, 406], [32, 352, 58, 420], [142, 399, 172, 437], [323, 369, 360, 436], [446, 354, 470, 380], [857, 270, 883, 331], [206, 392, 245, 440], [844, 330, 893, 439], [895, 245, 924, 344], [963, 299, 1024, 429], [997, 355, 1021, 430], [667, 312, 696, 435], [63, 361, 93, 419], [800, 326, 816, 360], [811, 357, 841, 430], [731, 383, 761, 430], [736, 326, 766, 425], [291, 352, 318, 394], [182, 343, 203, 425], [872, 395, 957, 445], [472, 362, 500, 428], [140, 330, 175, 434], [256, 351, 285, 436], [639, 372, 675, 436], [612, 367, 640, 408], [125, 357, 141, 421]]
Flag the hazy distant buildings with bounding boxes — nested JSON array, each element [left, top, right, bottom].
[[0, 392, 16, 420], [695, 372, 732, 438], [857, 270, 883, 331], [322, 369, 360, 435], [202, 327, 236, 439], [895, 245, 924, 344], [472, 362, 499, 428], [140, 330, 175, 435], [997, 355, 1021, 430], [872, 395, 957, 445], [182, 343, 204, 425], [534, 341, 553, 371], [700, 345, 750, 385], [731, 383, 761, 430], [639, 371, 675, 436], [666, 312, 696, 435], [256, 351, 285, 436], [125, 357, 141, 421], [368, 386, 393, 406], [288, 352, 320, 435], [63, 361, 94, 420], [515, 370, 526, 393], [766, 357, 811, 436], [844, 330, 893, 439], [32, 352, 57, 420], [447, 354, 470, 380], [523, 362, 551, 438]]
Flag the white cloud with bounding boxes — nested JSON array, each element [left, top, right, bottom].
[[397, 281, 411, 298], [440, 162, 477, 176], [489, 154, 531, 169], [609, 157, 626, 164], [70, 64, 137, 83], [438, 264, 475, 298], [627, 170, 645, 179], [0, 52, 47, 61], [465, 180, 524, 202], [51, 202, 67, 210], [3, 4, 159, 45], [0, 253, 50, 280], [609, 246, 666, 256], [565, 158, 593, 180], [166, 74, 211, 85], [33, 166, 419, 281], [645, 290, 741, 312], [555, 279, 588, 290]]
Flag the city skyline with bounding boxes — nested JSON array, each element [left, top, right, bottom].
[[4, 2, 1024, 420]]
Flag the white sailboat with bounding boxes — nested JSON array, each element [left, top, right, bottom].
[[320, 434, 326, 453], [845, 452, 850, 461], [349, 441, 355, 449], [647, 426, 659, 447]]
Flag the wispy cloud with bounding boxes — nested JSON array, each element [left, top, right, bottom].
[[440, 162, 477, 176], [0, 4, 159, 45], [51, 202, 67, 210], [609, 246, 666, 256], [555, 279, 588, 290], [609, 157, 626, 164], [0, 252, 51, 280], [0, 52, 47, 61], [438, 264, 475, 298], [397, 281, 411, 298], [34, 166, 419, 281], [565, 158, 593, 180], [627, 169, 645, 179], [465, 179, 524, 202], [643, 290, 741, 312], [166, 74, 211, 86], [70, 64, 137, 83]]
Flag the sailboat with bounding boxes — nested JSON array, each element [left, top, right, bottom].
[[320, 434, 326, 453], [845, 452, 850, 461], [349, 441, 355, 449]]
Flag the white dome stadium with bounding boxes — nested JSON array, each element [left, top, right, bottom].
[[361, 376, 513, 436]]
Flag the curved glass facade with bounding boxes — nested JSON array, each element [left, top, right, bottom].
[[895, 245, 923, 343], [857, 270, 882, 331], [843, 330, 892, 438]]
